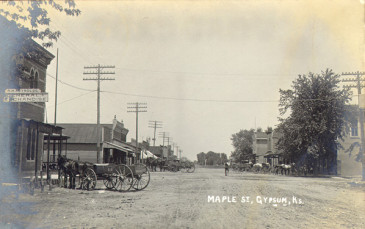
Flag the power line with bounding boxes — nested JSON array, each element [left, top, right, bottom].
[[47, 90, 95, 108], [47, 73, 356, 103], [47, 73, 94, 91]]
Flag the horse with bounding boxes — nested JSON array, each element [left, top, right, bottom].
[[252, 163, 262, 173], [274, 164, 283, 175], [261, 162, 271, 173], [276, 163, 296, 175], [57, 155, 80, 189], [146, 157, 158, 172]]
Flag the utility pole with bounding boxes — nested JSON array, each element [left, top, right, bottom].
[[148, 120, 162, 146], [127, 102, 147, 162], [83, 64, 115, 163], [158, 131, 168, 147], [165, 136, 172, 160], [179, 149, 182, 160], [342, 71, 365, 180], [54, 48, 59, 126], [159, 132, 168, 158], [176, 145, 179, 160], [171, 142, 176, 157]]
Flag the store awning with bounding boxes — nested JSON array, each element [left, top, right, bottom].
[[141, 150, 158, 159], [103, 141, 135, 156]]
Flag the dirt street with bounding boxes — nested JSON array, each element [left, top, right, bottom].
[[1, 167, 365, 229]]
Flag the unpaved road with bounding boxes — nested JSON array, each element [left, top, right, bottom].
[[1, 167, 365, 229]]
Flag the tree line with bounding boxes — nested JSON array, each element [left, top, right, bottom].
[[196, 151, 228, 166]]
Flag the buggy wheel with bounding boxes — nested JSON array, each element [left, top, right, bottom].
[[81, 168, 97, 191], [180, 166, 188, 173], [187, 164, 195, 173], [132, 164, 150, 191], [114, 165, 133, 192], [103, 176, 116, 190]]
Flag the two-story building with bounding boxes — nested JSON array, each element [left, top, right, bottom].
[[252, 130, 283, 165], [0, 16, 65, 184]]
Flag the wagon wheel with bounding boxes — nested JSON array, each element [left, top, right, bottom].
[[187, 163, 195, 173], [171, 165, 178, 172], [103, 175, 117, 190], [81, 168, 97, 191], [132, 164, 150, 191], [180, 165, 188, 173], [114, 165, 133, 192]]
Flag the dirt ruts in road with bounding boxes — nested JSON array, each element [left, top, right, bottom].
[[1, 168, 365, 229]]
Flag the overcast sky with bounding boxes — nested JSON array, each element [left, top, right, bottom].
[[33, 0, 364, 160]]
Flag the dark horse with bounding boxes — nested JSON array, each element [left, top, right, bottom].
[[57, 155, 80, 189], [146, 157, 159, 172]]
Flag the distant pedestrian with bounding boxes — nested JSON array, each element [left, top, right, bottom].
[[225, 163, 229, 176]]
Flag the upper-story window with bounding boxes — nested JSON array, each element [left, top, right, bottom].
[[30, 69, 38, 89], [351, 123, 358, 137]]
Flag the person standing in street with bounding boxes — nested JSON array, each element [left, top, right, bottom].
[[225, 162, 229, 176]]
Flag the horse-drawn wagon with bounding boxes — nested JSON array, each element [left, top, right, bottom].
[[165, 159, 195, 173], [58, 156, 150, 192]]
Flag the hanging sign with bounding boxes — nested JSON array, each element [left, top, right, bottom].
[[3, 89, 48, 102]]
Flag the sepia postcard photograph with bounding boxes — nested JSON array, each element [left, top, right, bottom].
[[0, 0, 365, 228]]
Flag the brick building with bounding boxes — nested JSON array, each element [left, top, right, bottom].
[[0, 17, 64, 183]]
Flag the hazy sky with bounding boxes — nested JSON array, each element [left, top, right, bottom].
[[25, 0, 364, 160]]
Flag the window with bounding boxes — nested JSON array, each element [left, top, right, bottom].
[[29, 69, 38, 89], [351, 123, 358, 137]]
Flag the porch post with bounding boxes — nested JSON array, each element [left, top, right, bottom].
[[18, 120, 25, 190], [34, 124, 39, 183]]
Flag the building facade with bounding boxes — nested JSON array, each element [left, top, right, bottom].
[[252, 130, 283, 166], [0, 17, 63, 182], [55, 117, 137, 164]]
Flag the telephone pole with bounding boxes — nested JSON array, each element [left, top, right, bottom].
[[175, 145, 179, 160], [158, 131, 168, 147], [165, 136, 172, 159], [342, 71, 365, 180], [127, 102, 147, 162], [83, 64, 115, 163], [148, 120, 162, 146], [54, 48, 59, 126], [159, 132, 168, 158]]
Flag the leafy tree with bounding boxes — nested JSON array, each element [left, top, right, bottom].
[[197, 151, 227, 165], [0, 0, 81, 47], [196, 152, 206, 165], [277, 69, 352, 174], [231, 129, 255, 163]]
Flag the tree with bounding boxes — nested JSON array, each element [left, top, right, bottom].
[[0, 0, 81, 48], [277, 69, 352, 174], [231, 129, 255, 163], [196, 152, 206, 165]]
